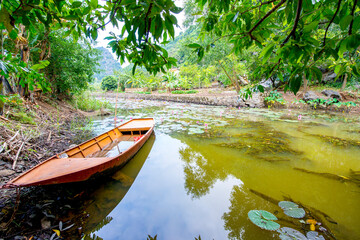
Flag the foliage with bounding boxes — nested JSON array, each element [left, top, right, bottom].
[[0, 53, 51, 92], [278, 227, 307, 240], [136, 91, 152, 94], [0, 0, 182, 75], [45, 32, 100, 95], [171, 90, 198, 94], [189, 0, 360, 95], [278, 201, 306, 219], [247, 210, 280, 231], [264, 90, 286, 107], [101, 76, 118, 91], [69, 91, 111, 112]]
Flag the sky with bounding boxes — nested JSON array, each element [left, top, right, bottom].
[[94, 0, 186, 67]]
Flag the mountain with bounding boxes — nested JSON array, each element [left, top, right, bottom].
[[94, 47, 122, 81]]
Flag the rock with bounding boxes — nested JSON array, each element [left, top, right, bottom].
[[303, 91, 319, 101], [321, 90, 342, 100], [322, 72, 336, 83], [259, 79, 273, 91], [41, 217, 51, 229], [238, 93, 265, 108], [0, 169, 15, 177], [353, 82, 360, 89]]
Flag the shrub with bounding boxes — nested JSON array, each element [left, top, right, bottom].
[[101, 76, 117, 91]]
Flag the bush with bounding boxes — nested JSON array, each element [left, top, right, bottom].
[[101, 76, 117, 91], [69, 91, 112, 111], [171, 90, 198, 94]]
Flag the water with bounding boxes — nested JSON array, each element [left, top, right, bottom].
[[83, 99, 360, 239]]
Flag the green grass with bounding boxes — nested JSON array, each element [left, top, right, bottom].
[[9, 111, 36, 125], [69, 91, 112, 111], [158, 90, 166, 93], [135, 91, 152, 94], [171, 90, 198, 94]]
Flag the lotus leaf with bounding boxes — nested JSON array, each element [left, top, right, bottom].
[[278, 227, 307, 240], [279, 201, 305, 219], [306, 231, 325, 240], [248, 210, 280, 231]]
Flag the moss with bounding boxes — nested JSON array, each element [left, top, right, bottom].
[[9, 111, 36, 125]]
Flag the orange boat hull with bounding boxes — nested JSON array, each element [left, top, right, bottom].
[[2, 118, 155, 188]]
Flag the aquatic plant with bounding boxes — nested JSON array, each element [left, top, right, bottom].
[[278, 227, 307, 240], [310, 134, 360, 147], [279, 201, 306, 219], [306, 231, 325, 240], [247, 210, 280, 231]]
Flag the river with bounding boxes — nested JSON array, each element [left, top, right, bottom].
[[75, 98, 359, 240]]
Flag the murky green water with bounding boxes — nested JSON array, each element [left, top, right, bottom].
[[84, 99, 359, 240]]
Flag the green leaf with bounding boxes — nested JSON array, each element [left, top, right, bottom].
[[307, 231, 325, 240], [165, 16, 175, 39], [170, 6, 183, 14], [340, 15, 353, 31], [260, 43, 274, 64], [311, 67, 322, 82], [9, 30, 18, 40], [279, 227, 307, 240], [248, 210, 280, 231], [71, 1, 82, 8], [278, 201, 305, 219], [90, 0, 98, 8], [187, 43, 202, 48]]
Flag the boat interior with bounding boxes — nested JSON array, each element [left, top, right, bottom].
[[58, 119, 154, 159]]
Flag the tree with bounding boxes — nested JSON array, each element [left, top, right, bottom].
[[0, 0, 182, 77], [188, 0, 360, 95], [101, 76, 118, 91], [44, 32, 101, 95]]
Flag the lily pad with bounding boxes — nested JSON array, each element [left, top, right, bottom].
[[306, 231, 325, 240], [278, 227, 307, 240], [248, 210, 280, 231], [279, 201, 306, 219]]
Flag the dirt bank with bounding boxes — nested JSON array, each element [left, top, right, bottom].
[[0, 97, 92, 238], [94, 87, 360, 114]]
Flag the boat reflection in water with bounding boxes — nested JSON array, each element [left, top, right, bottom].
[[62, 134, 155, 239]]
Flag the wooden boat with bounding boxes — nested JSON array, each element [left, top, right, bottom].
[[1, 118, 155, 188]]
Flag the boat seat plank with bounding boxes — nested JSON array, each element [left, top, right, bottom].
[[118, 119, 154, 130]]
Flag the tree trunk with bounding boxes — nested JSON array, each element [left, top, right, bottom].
[[303, 74, 308, 93], [218, 60, 240, 92], [341, 73, 348, 92], [0, 77, 4, 115]]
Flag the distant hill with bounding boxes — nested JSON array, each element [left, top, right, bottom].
[[94, 47, 122, 81]]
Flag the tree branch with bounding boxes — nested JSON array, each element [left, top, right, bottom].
[[323, 0, 341, 46], [248, 0, 287, 35], [208, 0, 286, 47], [348, 0, 358, 35], [239, 0, 278, 15], [96, 0, 122, 30], [282, 0, 302, 46]]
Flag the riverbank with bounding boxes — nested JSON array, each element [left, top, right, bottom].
[[93, 87, 360, 114], [0, 97, 93, 238]]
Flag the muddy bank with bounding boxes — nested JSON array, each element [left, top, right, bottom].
[[93, 88, 360, 114], [93, 89, 265, 108], [0, 98, 93, 238]]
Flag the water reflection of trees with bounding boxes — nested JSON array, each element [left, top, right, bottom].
[[179, 147, 228, 199], [222, 185, 276, 240], [179, 145, 277, 239]]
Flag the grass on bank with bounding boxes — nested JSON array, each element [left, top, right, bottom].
[[69, 91, 112, 112], [171, 90, 198, 94]]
